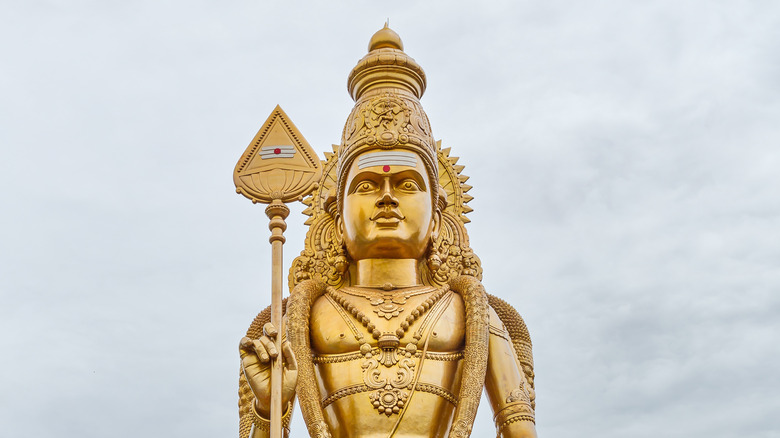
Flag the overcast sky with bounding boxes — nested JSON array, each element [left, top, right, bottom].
[[2, 1, 779, 437]]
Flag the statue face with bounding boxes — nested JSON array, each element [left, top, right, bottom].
[[341, 149, 437, 260]]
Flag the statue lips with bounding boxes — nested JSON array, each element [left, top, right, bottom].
[[371, 208, 405, 229]]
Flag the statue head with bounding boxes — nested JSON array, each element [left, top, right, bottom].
[[289, 25, 481, 289], [335, 25, 444, 262]]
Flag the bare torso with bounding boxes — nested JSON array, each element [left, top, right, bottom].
[[310, 287, 465, 438]]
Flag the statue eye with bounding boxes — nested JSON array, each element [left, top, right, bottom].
[[355, 181, 377, 193], [398, 179, 421, 192]]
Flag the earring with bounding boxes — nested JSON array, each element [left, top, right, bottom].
[[427, 242, 442, 273], [334, 243, 348, 273]]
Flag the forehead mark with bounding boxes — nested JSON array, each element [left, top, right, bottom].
[[357, 151, 418, 169]]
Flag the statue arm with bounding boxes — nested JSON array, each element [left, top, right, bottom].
[[241, 326, 297, 438], [484, 306, 537, 438], [239, 302, 297, 438]]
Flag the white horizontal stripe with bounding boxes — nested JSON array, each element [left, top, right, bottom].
[[358, 159, 418, 169], [360, 156, 417, 163], [260, 146, 297, 157], [358, 151, 418, 169], [260, 153, 296, 160], [359, 151, 417, 160], [260, 151, 296, 156], [260, 151, 297, 157], [261, 145, 296, 151], [361, 153, 416, 159], [360, 157, 417, 164]]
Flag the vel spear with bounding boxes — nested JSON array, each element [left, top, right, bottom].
[[233, 105, 322, 438]]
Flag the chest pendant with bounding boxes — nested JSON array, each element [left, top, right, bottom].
[[326, 286, 449, 416]]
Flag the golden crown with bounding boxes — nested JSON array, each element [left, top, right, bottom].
[[337, 25, 438, 212]]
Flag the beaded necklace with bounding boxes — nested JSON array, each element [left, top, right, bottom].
[[324, 285, 452, 416], [326, 285, 448, 361], [340, 285, 435, 320]]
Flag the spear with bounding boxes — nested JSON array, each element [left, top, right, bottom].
[[234, 105, 322, 438]]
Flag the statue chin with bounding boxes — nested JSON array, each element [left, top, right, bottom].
[[345, 237, 429, 262]]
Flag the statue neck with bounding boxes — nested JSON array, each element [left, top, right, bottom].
[[354, 259, 421, 289]]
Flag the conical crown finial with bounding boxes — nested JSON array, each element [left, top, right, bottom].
[[368, 22, 404, 51], [347, 24, 426, 101]]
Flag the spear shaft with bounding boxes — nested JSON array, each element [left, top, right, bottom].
[[266, 200, 289, 438]]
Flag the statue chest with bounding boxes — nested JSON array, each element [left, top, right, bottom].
[[307, 288, 466, 432], [309, 289, 465, 355]]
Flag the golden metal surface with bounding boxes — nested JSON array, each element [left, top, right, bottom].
[[234, 105, 322, 204], [235, 106, 321, 438], [237, 26, 537, 438]]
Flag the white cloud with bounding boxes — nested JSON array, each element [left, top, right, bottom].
[[1, 1, 779, 437]]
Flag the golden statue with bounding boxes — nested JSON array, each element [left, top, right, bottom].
[[236, 25, 537, 438]]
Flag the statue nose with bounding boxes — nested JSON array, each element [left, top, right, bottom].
[[376, 189, 399, 208]]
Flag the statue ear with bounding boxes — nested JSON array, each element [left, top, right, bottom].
[[334, 213, 345, 244], [431, 209, 441, 242]]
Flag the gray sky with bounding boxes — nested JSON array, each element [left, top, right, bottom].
[[2, 1, 779, 437]]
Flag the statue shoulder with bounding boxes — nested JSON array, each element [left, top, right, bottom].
[[243, 280, 328, 338], [486, 295, 532, 347], [243, 298, 288, 339], [486, 294, 535, 394]]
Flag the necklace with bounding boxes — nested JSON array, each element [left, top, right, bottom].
[[341, 285, 435, 320], [325, 285, 451, 416]]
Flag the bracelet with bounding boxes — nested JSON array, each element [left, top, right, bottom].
[[251, 400, 293, 433], [494, 401, 535, 433]]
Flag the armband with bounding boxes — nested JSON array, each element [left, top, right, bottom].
[[494, 401, 535, 434]]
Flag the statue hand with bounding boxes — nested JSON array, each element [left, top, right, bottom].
[[239, 322, 298, 418]]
